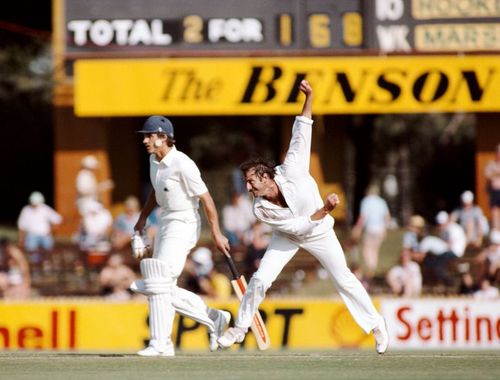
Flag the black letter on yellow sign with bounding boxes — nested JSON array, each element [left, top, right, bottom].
[[275, 308, 303, 347], [412, 70, 449, 103], [176, 315, 201, 347], [286, 74, 308, 103], [241, 66, 282, 103]]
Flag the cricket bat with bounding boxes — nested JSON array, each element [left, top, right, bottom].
[[222, 251, 270, 350]]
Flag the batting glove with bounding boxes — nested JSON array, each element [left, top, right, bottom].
[[131, 231, 150, 259]]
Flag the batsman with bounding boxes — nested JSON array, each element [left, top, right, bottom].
[[218, 80, 389, 354], [130, 115, 231, 357]]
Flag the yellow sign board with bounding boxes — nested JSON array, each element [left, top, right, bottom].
[[0, 298, 375, 351], [74, 55, 500, 116]]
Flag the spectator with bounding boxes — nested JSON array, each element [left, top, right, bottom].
[[457, 271, 479, 296], [473, 278, 499, 300], [77, 200, 113, 268], [243, 220, 272, 275], [352, 184, 391, 279], [17, 191, 62, 271], [111, 196, 141, 250], [386, 249, 422, 297], [99, 253, 138, 301], [418, 211, 466, 286], [450, 190, 489, 250], [475, 229, 500, 284], [76, 155, 114, 216], [484, 143, 500, 230], [222, 192, 255, 248], [0, 238, 31, 299], [403, 215, 427, 254], [185, 247, 231, 299]]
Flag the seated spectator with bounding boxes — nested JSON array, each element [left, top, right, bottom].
[[386, 248, 422, 297], [415, 211, 466, 286], [0, 238, 31, 299], [475, 229, 500, 284], [243, 220, 272, 275], [111, 196, 141, 250], [17, 191, 62, 271], [185, 247, 231, 299], [403, 215, 427, 260], [77, 200, 113, 268], [457, 271, 479, 296], [222, 192, 255, 248], [473, 278, 499, 300], [450, 190, 489, 250], [99, 253, 137, 301]]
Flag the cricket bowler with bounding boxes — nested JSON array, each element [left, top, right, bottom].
[[218, 80, 389, 354]]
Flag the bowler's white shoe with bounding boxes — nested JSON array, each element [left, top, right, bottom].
[[373, 318, 389, 354], [217, 326, 245, 348], [137, 344, 175, 357], [209, 310, 231, 351]]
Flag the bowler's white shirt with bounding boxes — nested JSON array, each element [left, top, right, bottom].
[[150, 146, 208, 211], [253, 116, 334, 242], [17, 204, 62, 235]]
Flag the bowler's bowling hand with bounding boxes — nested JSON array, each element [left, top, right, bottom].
[[299, 79, 312, 97]]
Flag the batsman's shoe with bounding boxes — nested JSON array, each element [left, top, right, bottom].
[[217, 326, 245, 349], [209, 310, 231, 351], [373, 318, 389, 354], [137, 343, 175, 357]]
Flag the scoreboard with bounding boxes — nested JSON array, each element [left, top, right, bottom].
[[365, 0, 500, 52], [64, 0, 363, 53], [63, 0, 500, 56]]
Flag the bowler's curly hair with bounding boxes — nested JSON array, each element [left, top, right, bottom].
[[239, 157, 276, 179]]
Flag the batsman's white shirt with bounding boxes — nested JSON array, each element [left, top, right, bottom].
[[150, 146, 208, 213], [149, 146, 208, 272]]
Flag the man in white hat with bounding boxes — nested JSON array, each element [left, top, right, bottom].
[[450, 190, 489, 250], [75, 155, 114, 216], [17, 191, 62, 269]]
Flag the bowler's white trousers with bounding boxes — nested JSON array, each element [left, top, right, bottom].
[[145, 209, 216, 351], [236, 230, 382, 334]]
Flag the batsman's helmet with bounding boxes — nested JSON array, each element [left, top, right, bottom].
[[137, 116, 174, 137]]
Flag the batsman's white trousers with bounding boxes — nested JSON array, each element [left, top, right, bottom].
[[236, 231, 383, 334], [150, 210, 216, 334]]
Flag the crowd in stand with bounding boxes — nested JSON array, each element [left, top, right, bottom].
[[1, 154, 500, 300], [382, 189, 499, 299]]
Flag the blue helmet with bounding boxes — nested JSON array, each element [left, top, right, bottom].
[[137, 116, 174, 137]]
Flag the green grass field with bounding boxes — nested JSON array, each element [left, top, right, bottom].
[[1, 350, 499, 380]]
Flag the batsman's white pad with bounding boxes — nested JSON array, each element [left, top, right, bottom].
[[172, 287, 215, 332], [140, 259, 175, 352], [141, 258, 174, 294], [130, 282, 216, 331], [236, 276, 266, 331], [148, 293, 175, 352]]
